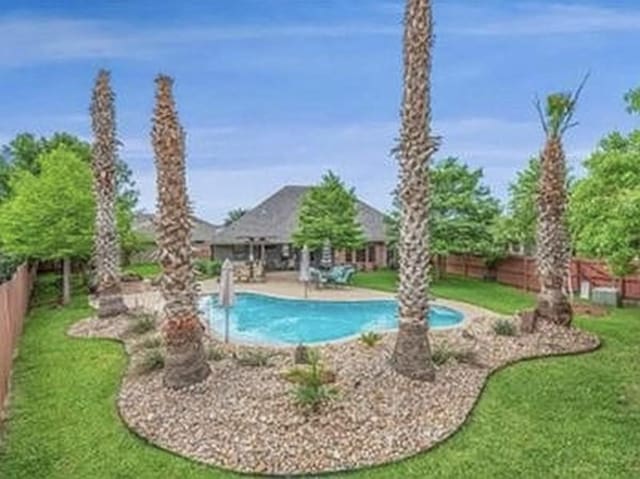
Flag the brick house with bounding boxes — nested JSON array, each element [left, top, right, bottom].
[[212, 185, 390, 271]]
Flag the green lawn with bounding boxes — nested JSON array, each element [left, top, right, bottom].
[[1, 272, 639, 478], [124, 261, 161, 279]]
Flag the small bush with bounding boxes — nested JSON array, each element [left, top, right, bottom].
[[453, 349, 477, 365], [294, 344, 309, 364], [128, 315, 156, 335], [494, 318, 517, 336], [236, 350, 273, 367], [207, 346, 225, 361], [135, 348, 164, 374], [289, 349, 338, 412], [359, 331, 382, 347], [195, 259, 222, 278], [140, 336, 162, 349], [432, 343, 454, 366]]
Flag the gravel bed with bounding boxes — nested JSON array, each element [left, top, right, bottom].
[[69, 312, 599, 475]]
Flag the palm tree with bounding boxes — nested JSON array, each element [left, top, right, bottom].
[[152, 74, 210, 388], [533, 81, 585, 328], [90, 69, 127, 318], [390, 0, 437, 381]]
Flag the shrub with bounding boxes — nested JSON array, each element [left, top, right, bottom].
[[494, 318, 517, 336], [359, 331, 382, 347], [195, 259, 222, 278], [236, 350, 273, 367], [140, 335, 162, 349], [135, 348, 164, 374], [0, 252, 21, 284], [207, 346, 225, 361], [289, 349, 337, 412], [432, 343, 454, 365], [128, 315, 156, 335]]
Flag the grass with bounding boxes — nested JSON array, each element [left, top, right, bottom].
[[1, 271, 639, 478], [124, 262, 161, 279]]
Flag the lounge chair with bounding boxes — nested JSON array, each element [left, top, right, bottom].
[[326, 265, 355, 287]]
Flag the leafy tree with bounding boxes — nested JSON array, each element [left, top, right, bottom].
[[224, 207, 247, 226], [570, 129, 640, 277], [494, 158, 540, 253], [293, 171, 365, 250], [0, 132, 139, 259], [387, 157, 500, 260], [624, 86, 640, 115], [0, 146, 95, 303]]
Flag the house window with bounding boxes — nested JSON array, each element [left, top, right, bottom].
[[345, 250, 353, 262], [368, 245, 376, 263], [356, 248, 366, 262]]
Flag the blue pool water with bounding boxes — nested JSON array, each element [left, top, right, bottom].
[[201, 292, 464, 345]]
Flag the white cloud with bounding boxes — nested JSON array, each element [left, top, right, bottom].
[[0, 15, 397, 67], [448, 3, 640, 36]]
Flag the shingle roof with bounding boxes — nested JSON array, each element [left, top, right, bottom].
[[213, 185, 387, 245], [133, 212, 220, 243]]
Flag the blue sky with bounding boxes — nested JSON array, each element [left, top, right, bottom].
[[0, 0, 638, 222]]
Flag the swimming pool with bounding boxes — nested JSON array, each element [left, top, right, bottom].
[[201, 292, 464, 345]]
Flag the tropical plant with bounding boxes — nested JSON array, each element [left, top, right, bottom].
[[533, 79, 586, 328], [359, 331, 382, 347], [235, 350, 274, 367], [90, 69, 128, 318], [224, 207, 247, 226], [127, 315, 156, 335], [135, 348, 165, 374], [390, 0, 436, 381], [287, 349, 337, 412], [152, 74, 210, 388], [292, 170, 365, 250], [0, 146, 94, 304], [493, 318, 517, 336]]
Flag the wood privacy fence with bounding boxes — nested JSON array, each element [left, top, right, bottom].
[[443, 254, 640, 301], [0, 264, 36, 418]]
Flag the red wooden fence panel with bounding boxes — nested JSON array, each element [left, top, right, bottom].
[[0, 264, 36, 419], [444, 254, 640, 301]]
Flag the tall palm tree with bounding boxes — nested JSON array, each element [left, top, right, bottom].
[[152, 75, 210, 388], [90, 69, 127, 318], [534, 82, 585, 328], [390, 0, 437, 381]]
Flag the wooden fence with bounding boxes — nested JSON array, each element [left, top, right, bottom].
[[0, 264, 36, 419], [444, 254, 640, 301]]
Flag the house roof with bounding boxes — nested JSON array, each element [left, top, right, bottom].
[[133, 212, 220, 243], [213, 185, 387, 245]]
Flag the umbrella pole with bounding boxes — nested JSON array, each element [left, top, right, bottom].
[[304, 280, 308, 299], [224, 307, 230, 343]]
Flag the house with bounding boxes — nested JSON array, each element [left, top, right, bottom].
[[212, 185, 390, 270], [132, 212, 220, 259]]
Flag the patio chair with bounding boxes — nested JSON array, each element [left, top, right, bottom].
[[326, 265, 355, 288], [309, 267, 328, 288]]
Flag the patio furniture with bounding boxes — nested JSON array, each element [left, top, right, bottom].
[[326, 265, 355, 287], [309, 266, 328, 288]]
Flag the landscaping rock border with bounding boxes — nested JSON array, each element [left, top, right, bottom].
[[68, 311, 599, 476]]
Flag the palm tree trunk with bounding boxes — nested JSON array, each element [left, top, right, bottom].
[[534, 136, 572, 327], [152, 74, 210, 389], [391, 0, 436, 381], [91, 70, 127, 318]]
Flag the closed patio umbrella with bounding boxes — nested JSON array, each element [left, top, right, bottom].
[[219, 258, 235, 343], [299, 245, 311, 298], [320, 238, 333, 270]]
